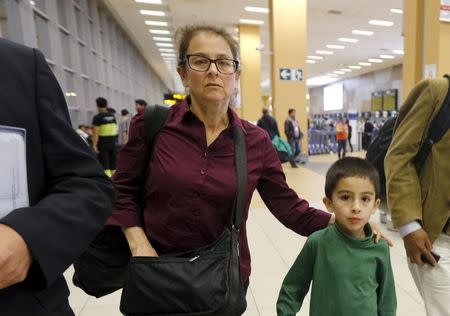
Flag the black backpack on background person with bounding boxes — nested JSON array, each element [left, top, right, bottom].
[[366, 74, 450, 203]]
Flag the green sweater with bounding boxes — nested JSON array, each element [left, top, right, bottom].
[[277, 224, 396, 316]]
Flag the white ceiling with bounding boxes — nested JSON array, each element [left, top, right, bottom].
[[103, 0, 403, 93]]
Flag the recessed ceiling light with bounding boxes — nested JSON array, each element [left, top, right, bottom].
[[140, 10, 165, 16], [369, 19, 394, 26], [393, 49, 404, 55], [245, 6, 269, 14], [135, 0, 162, 4], [159, 48, 174, 52], [368, 58, 383, 63], [156, 42, 174, 47], [161, 53, 176, 57], [340, 68, 352, 72], [306, 60, 316, 64], [338, 38, 359, 43], [328, 73, 338, 77], [334, 71, 345, 74], [316, 50, 333, 55], [380, 54, 395, 59], [352, 30, 374, 36], [307, 55, 324, 60], [390, 8, 403, 14], [239, 19, 264, 25], [326, 44, 345, 49], [145, 21, 168, 26], [359, 62, 372, 66], [153, 37, 172, 42], [149, 29, 170, 34], [349, 65, 362, 69]]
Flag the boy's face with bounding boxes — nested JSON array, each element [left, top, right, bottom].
[[323, 176, 380, 238]]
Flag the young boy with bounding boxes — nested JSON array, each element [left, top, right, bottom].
[[277, 157, 396, 316]]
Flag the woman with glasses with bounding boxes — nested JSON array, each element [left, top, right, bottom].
[[107, 25, 386, 314]]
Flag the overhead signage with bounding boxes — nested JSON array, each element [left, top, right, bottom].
[[279, 68, 303, 81]]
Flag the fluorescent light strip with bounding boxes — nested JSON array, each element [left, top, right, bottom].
[[368, 58, 383, 63], [369, 19, 394, 26], [316, 50, 333, 55], [380, 54, 395, 59], [153, 37, 172, 41], [140, 10, 165, 16], [349, 65, 362, 69], [340, 68, 352, 72], [135, 0, 162, 4], [145, 21, 168, 26], [352, 29, 374, 36], [334, 71, 345, 74], [245, 6, 269, 14], [239, 19, 264, 25], [161, 53, 175, 57], [326, 44, 345, 49], [338, 38, 359, 43], [390, 8, 403, 14], [306, 60, 316, 64], [359, 62, 372, 66], [159, 48, 174, 52], [156, 42, 174, 47], [149, 29, 170, 34], [393, 49, 404, 55], [307, 55, 323, 60]]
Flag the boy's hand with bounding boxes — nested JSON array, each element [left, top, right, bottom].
[[370, 222, 394, 247]]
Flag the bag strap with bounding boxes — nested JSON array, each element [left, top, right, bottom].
[[232, 126, 247, 231], [413, 75, 450, 168], [144, 105, 170, 161]]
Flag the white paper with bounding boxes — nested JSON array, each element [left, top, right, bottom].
[[0, 125, 29, 219]]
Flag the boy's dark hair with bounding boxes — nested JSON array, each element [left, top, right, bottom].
[[288, 108, 295, 115], [325, 157, 380, 199], [121, 109, 129, 116], [135, 99, 147, 107], [96, 97, 108, 108]]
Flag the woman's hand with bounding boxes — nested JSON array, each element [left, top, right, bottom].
[[370, 222, 394, 247], [123, 226, 159, 257]]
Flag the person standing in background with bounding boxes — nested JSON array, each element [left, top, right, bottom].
[[118, 109, 131, 147], [346, 119, 353, 152], [284, 108, 303, 161], [92, 97, 118, 177], [336, 117, 348, 159], [135, 99, 147, 115]]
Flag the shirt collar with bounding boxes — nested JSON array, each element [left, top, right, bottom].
[[179, 97, 247, 135]]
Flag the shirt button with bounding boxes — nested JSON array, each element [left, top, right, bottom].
[[200, 169, 205, 175], [203, 152, 207, 158]]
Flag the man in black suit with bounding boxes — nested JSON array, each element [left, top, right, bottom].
[[0, 39, 114, 315]]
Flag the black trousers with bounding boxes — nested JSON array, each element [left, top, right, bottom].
[[98, 145, 117, 171], [337, 140, 347, 159]]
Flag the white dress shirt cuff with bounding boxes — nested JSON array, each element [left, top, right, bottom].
[[399, 221, 422, 238]]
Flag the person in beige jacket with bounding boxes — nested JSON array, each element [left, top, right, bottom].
[[385, 76, 450, 316]]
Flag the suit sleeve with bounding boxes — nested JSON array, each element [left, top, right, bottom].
[[277, 240, 314, 316], [377, 244, 397, 316], [384, 80, 438, 227], [0, 49, 115, 289]]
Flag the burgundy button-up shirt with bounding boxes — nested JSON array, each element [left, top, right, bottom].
[[107, 99, 331, 282]]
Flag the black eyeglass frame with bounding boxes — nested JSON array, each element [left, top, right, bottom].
[[185, 54, 240, 74]]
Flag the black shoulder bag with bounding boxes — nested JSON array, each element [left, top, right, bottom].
[[72, 105, 170, 298], [119, 126, 248, 316]]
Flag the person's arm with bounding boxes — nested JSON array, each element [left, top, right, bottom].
[[123, 226, 158, 257], [257, 134, 331, 236], [277, 240, 314, 316], [0, 49, 115, 289], [384, 79, 440, 265], [91, 125, 99, 154], [377, 244, 397, 316]]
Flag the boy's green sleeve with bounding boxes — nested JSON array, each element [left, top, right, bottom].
[[276, 239, 314, 316], [377, 246, 397, 316]]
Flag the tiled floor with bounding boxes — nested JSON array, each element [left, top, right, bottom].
[[64, 152, 426, 315]]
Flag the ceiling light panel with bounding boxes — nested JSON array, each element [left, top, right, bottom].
[[149, 29, 170, 34], [349, 65, 362, 69], [239, 19, 264, 25], [352, 30, 374, 36], [307, 55, 323, 60], [390, 8, 403, 14], [145, 20, 168, 26], [159, 48, 174, 52], [368, 58, 383, 63], [306, 60, 316, 64], [359, 62, 372, 66], [161, 53, 176, 57], [380, 54, 395, 59], [340, 68, 352, 72], [393, 50, 404, 55], [136, 0, 162, 4], [316, 50, 333, 55], [369, 19, 394, 26], [326, 44, 345, 49], [338, 38, 359, 43], [334, 71, 345, 74], [156, 42, 174, 47], [153, 37, 172, 41], [245, 6, 269, 13], [140, 10, 165, 16]]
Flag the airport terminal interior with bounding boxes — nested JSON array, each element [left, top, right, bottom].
[[1, 0, 449, 315]]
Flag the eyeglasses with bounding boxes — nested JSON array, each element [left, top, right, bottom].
[[186, 54, 239, 75]]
